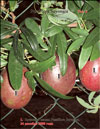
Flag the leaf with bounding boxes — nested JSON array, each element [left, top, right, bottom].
[[87, 108, 98, 114], [83, 8, 99, 20], [29, 56, 56, 73], [88, 92, 96, 105], [94, 95, 100, 106], [45, 25, 63, 37], [9, 0, 18, 12], [25, 18, 42, 36], [1, 38, 13, 46], [21, 27, 39, 51], [79, 46, 93, 70], [90, 41, 100, 61], [41, 14, 50, 34], [56, 32, 68, 76], [67, 37, 86, 54], [1, 28, 15, 39], [1, 19, 18, 29], [13, 30, 29, 67], [76, 96, 95, 109], [64, 27, 78, 41], [34, 74, 74, 99], [74, 0, 83, 8], [47, 9, 78, 25], [1, 58, 7, 68], [86, 0, 99, 9], [71, 28, 89, 36], [83, 27, 99, 48], [8, 48, 23, 90], [25, 71, 36, 91]]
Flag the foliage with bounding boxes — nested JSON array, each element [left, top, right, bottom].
[[0, 0, 100, 101]]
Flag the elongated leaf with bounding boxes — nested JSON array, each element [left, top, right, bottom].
[[1, 38, 13, 46], [29, 56, 56, 73], [87, 108, 98, 114], [9, 0, 18, 12], [90, 41, 100, 61], [94, 95, 100, 106], [36, 35, 48, 49], [1, 19, 18, 28], [71, 28, 89, 36], [1, 28, 15, 39], [79, 46, 93, 70], [8, 48, 23, 90], [13, 30, 29, 67], [67, 37, 86, 54], [68, 1, 79, 16], [74, 0, 83, 8], [83, 8, 99, 20], [83, 27, 99, 48], [34, 74, 74, 99], [47, 36, 56, 56], [21, 27, 39, 51], [86, 0, 99, 9], [64, 27, 78, 40], [88, 92, 96, 105], [45, 25, 63, 37], [1, 58, 7, 68], [76, 96, 95, 109], [25, 18, 42, 36], [56, 32, 68, 76], [25, 71, 36, 91], [41, 14, 50, 34]]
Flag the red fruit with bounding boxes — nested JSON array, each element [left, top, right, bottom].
[[1, 68, 33, 109], [80, 58, 100, 91], [42, 55, 76, 95]]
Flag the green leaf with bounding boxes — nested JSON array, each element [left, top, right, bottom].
[[71, 28, 89, 36], [87, 108, 98, 114], [9, 0, 18, 12], [13, 30, 29, 67], [67, 37, 86, 54], [1, 19, 18, 29], [90, 41, 100, 61], [21, 27, 39, 51], [34, 74, 74, 99], [0, 75, 3, 83], [76, 96, 95, 109], [1, 28, 15, 39], [68, 1, 79, 16], [56, 32, 68, 76], [36, 35, 48, 49], [74, 0, 83, 8], [83, 8, 99, 20], [25, 18, 42, 36], [86, 0, 99, 9], [94, 95, 100, 106], [88, 92, 96, 105], [64, 27, 78, 41], [1, 38, 13, 46], [83, 27, 99, 48], [1, 58, 7, 68], [25, 71, 36, 91], [41, 14, 50, 34], [79, 46, 93, 70], [45, 25, 63, 37], [8, 48, 23, 90], [29, 56, 56, 73]]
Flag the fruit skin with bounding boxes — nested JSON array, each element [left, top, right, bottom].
[[41, 55, 76, 95], [80, 58, 100, 91], [1, 68, 33, 109]]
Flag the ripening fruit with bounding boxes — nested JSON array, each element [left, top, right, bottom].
[[80, 58, 100, 91], [41, 54, 76, 95], [1, 68, 33, 109]]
